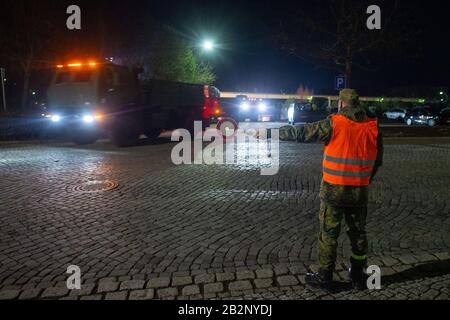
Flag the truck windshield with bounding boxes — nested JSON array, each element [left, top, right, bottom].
[[55, 70, 94, 84]]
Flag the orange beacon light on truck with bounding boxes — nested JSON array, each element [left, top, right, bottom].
[[56, 61, 98, 69]]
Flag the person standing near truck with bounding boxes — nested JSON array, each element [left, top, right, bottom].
[[274, 89, 384, 290]]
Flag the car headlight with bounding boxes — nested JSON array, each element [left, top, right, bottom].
[[258, 103, 267, 112], [83, 115, 95, 123], [240, 102, 249, 111], [51, 115, 61, 122]]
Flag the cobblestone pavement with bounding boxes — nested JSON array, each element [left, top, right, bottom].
[[0, 136, 449, 300]]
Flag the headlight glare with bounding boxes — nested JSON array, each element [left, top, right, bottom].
[[83, 115, 95, 123], [240, 102, 249, 111]]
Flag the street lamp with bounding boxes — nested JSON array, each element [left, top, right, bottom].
[[202, 40, 214, 52]]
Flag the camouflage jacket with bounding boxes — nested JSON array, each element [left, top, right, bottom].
[[278, 106, 384, 207]]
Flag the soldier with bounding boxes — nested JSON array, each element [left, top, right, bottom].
[[268, 89, 383, 290]]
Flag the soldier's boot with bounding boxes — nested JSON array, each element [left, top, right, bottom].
[[348, 257, 368, 290], [305, 269, 333, 290]]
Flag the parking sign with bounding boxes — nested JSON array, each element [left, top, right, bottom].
[[335, 75, 346, 90]]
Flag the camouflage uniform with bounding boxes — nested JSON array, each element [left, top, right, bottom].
[[278, 90, 383, 274]]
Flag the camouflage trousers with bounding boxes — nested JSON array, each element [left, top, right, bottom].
[[318, 201, 368, 273]]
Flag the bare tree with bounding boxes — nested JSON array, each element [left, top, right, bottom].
[[0, 0, 61, 111], [275, 0, 418, 87]]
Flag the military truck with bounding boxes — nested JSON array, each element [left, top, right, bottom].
[[44, 61, 222, 146]]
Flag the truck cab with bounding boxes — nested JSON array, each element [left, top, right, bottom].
[[45, 61, 139, 144], [47, 62, 138, 116]]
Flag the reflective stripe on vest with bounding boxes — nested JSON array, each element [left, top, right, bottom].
[[323, 114, 378, 186]]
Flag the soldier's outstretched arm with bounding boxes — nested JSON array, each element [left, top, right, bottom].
[[278, 117, 333, 143]]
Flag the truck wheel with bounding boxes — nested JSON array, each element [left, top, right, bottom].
[[406, 118, 412, 126], [428, 119, 436, 127], [144, 128, 161, 139], [109, 118, 141, 147]]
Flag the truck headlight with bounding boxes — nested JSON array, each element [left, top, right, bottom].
[[240, 102, 249, 111], [83, 115, 95, 123], [51, 115, 61, 122], [258, 103, 267, 112]]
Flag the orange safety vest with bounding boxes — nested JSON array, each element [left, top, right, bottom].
[[323, 114, 379, 186]]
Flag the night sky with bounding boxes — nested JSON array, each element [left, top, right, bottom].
[[54, 0, 450, 95]]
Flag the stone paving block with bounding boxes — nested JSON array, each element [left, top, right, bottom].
[[172, 276, 193, 287], [182, 285, 200, 296], [288, 265, 307, 275], [105, 291, 128, 300], [203, 293, 217, 299], [194, 273, 215, 284], [147, 277, 171, 289], [97, 282, 119, 293], [129, 289, 155, 300], [80, 295, 103, 300], [228, 281, 252, 291], [204, 282, 224, 294], [255, 269, 274, 279], [120, 280, 146, 290], [59, 296, 79, 300], [0, 290, 20, 300], [274, 266, 289, 276], [276, 275, 299, 287], [433, 252, 450, 260], [398, 255, 418, 265], [298, 275, 307, 285], [36, 282, 55, 289], [41, 287, 69, 299], [69, 284, 95, 297], [380, 267, 396, 276], [254, 278, 273, 289], [236, 270, 255, 280], [382, 257, 399, 267], [216, 272, 235, 282], [18, 288, 42, 300], [416, 253, 439, 262], [157, 288, 178, 299], [99, 277, 117, 284]]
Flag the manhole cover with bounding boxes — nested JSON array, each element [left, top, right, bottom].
[[67, 180, 119, 193]]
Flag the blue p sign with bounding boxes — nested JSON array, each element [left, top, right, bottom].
[[335, 76, 346, 90]]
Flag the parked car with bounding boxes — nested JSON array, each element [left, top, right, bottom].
[[404, 108, 440, 126], [288, 103, 327, 124], [383, 108, 407, 120]]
